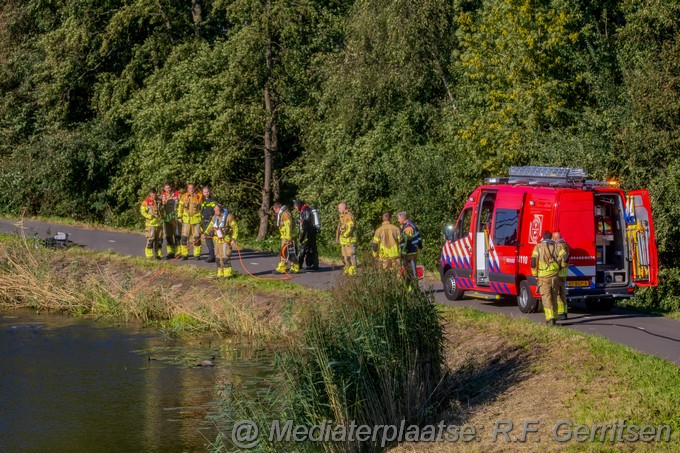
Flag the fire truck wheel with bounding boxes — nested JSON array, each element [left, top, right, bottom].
[[443, 269, 464, 301], [585, 298, 615, 312], [517, 280, 539, 313]]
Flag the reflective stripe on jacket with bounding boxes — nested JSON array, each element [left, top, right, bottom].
[[372, 221, 401, 259], [531, 239, 565, 278], [178, 192, 203, 224], [337, 212, 356, 245], [206, 213, 238, 243], [400, 220, 422, 255], [278, 209, 293, 241], [556, 239, 570, 278], [160, 191, 180, 222], [140, 197, 162, 227], [201, 197, 217, 230]]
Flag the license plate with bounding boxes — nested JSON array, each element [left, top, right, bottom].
[[567, 280, 591, 287]]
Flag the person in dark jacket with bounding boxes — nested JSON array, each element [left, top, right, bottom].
[[293, 200, 319, 270], [199, 186, 217, 262]]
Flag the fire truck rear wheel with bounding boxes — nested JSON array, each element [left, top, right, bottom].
[[443, 269, 464, 301], [517, 280, 539, 313]]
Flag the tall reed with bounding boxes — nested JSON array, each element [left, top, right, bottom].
[[219, 268, 448, 452]]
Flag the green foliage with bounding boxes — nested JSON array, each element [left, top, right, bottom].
[[626, 267, 680, 314], [1, 0, 680, 309]]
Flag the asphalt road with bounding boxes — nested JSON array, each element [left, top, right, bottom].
[[3, 219, 680, 366]]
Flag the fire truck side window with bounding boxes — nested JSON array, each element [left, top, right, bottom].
[[456, 208, 472, 239], [494, 209, 520, 246], [478, 195, 496, 234]]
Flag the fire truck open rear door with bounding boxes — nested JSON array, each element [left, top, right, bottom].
[[625, 190, 658, 286]]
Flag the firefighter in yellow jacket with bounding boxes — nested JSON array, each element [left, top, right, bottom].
[[553, 231, 570, 320], [371, 212, 401, 275], [204, 205, 238, 278], [336, 202, 357, 275], [272, 202, 300, 274], [531, 231, 567, 326], [140, 188, 163, 259], [177, 183, 203, 260]]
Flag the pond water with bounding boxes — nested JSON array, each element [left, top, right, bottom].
[[0, 310, 274, 452]]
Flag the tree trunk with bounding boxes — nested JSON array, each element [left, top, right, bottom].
[[191, 0, 202, 36], [257, 29, 277, 240], [272, 169, 281, 203]]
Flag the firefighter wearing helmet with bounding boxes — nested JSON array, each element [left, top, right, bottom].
[[140, 188, 163, 259], [531, 231, 567, 326], [553, 231, 570, 320], [371, 212, 401, 276], [272, 202, 300, 274], [336, 202, 357, 275], [177, 183, 203, 259], [204, 204, 238, 278]]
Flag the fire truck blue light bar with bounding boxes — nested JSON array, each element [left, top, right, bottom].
[[509, 166, 588, 182]]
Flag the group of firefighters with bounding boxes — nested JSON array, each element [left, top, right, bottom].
[[141, 184, 424, 282], [141, 183, 571, 320]]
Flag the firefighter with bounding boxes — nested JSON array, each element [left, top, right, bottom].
[[204, 205, 238, 278], [177, 183, 203, 260], [160, 183, 180, 259], [336, 202, 357, 275], [199, 186, 217, 263], [140, 188, 163, 259], [371, 212, 401, 275], [293, 200, 319, 271], [531, 231, 566, 326], [397, 211, 423, 286], [272, 202, 300, 274], [553, 231, 570, 320]]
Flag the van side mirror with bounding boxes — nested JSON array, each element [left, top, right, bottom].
[[443, 224, 455, 241]]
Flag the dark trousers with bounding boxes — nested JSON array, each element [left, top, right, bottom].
[[204, 234, 215, 260], [298, 234, 319, 269]]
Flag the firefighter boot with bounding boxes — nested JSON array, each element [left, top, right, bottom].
[[544, 308, 556, 326], [179, 245, 188, 260], [276, 261, 287, 274], [557, 301, 568, 320], [216, 268, 224, 278], [290, 263, 300, 274], [347, 265, 357, 276], [145, 248, 154, 259], [193, 245, 202, 259], [224, 267, 233, 278]]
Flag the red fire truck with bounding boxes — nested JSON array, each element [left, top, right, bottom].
[[440, 166, 658, 312]]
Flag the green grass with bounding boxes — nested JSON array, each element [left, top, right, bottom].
[[438, 306, 680, 451]]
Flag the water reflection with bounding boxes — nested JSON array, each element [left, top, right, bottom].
[[0, 310, 273, 452]]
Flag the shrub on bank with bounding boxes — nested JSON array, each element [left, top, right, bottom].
[[625, 267, 680, 314], [219, 269, 448, 452]]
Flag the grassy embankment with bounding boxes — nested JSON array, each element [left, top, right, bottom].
[[0, 233, 678, 452], [0, 233, 323, 338]]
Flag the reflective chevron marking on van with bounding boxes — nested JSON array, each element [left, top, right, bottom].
[[568, 265, 596, 277]]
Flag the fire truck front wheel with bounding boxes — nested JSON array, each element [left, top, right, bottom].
[[517, 280, 539, 313], [443, 269, 464, 301]]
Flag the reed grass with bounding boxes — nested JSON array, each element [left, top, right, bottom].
[[0, 235, 305, 339], [218, 268, 449, 452]]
